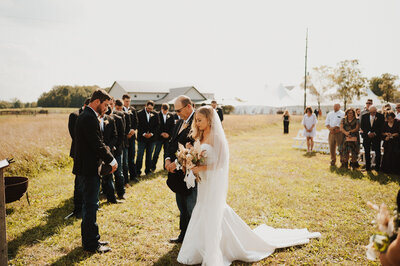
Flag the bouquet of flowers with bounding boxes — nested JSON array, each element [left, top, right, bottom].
[[175, 140, 207, 188], [365, 201, 400, 260]]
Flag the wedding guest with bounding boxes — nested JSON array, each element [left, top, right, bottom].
[[66, 98, 90, 219], [325, 103, 345, 166], [381, 111, 400, 174], [73, 89, 116, 253], [360, 99, 373, 117], [355, 108, 361, 120], [302, 106, 317, 153], [136, 100, 160, 176], [122, 94, 139, 183], [101, 106, 120, 204], [360, 105, 385, 171], [152, 103, 174, 171], [340, 108, 360, 169], [211, 100, 224, 122], [283, 110, 290, 134], [395, 103, 400, 120], [112, 99, 126, 200], [116, 99, 131, 187], [314, 108, 319, 118]]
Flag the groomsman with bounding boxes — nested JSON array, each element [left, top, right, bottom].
[[165, 95, 197, 243], [113, 99, 127, 199], [101, 105, 119, 204], [152, 103, 175, 171], [211, 100, 224, 122], [66, 97, 90, 219], [136, 100, 160, 176], [122, 94, 139, 183], [73, 89, 116, 253], [360, 105, 384, 171]]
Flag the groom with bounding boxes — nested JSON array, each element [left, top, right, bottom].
[[165, 95, 197, 243]]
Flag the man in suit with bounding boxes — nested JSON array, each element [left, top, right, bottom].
[[151, 103, 175, 171], [73, 89, 117, 253], [101, 106, 119, 204], [360, 105, 384, 171], [113, 99, 127, 199], [136, 100, 160, 176], [211, 100, 224, 122], [122, 94, 139, 183], [165, 95, 197, 243], [67, 98, 90, 219]]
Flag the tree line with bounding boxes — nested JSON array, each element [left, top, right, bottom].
[[303, 59, 400, 109]]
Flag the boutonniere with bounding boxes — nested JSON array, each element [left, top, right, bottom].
[[150, 113, 154, 117], [167, 115, 170, 119], [104, 120, 109, 125], [128, 110, 132, 114]]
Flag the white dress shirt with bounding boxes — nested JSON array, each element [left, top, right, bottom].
[[396, 112, 400, 120], [325, 110, 345, 128], [163, 113, 167, 124]]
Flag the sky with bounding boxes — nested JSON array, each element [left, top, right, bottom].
[[0, 0, 399, 102]]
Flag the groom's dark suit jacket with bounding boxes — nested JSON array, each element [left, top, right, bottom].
[[72, 107, 114, 177], [165, 113, 195, 195]]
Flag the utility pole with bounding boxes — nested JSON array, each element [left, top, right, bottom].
[[304, 28, 308, 110]]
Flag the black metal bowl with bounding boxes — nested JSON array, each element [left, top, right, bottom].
[[5, 176, 28, 203]]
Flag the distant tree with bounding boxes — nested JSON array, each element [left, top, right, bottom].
[[11, 98, 22, 108], [379, 73, 399, 103], [369, 76, 384, 96], [331, 59, 366, 109], [37, 85, 100, 107], [301, 65, 333, 110]]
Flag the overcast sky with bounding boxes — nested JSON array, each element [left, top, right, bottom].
[[0, 0, 399, 102]]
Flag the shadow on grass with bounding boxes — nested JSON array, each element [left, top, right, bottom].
[[303, 151, 317, 158], [8, 197, 75, 259], [133, 169, 167, 183], [6, 207, 15, 215], [329, 165, 400, 185], [50, 247, 94, 266], [154, 244, 182, 266]]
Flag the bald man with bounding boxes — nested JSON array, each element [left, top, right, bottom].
[[360, 105, 384, 171], [325, 104, 345, 166]]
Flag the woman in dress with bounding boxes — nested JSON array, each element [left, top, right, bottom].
[[339, 108, 360, 169], [381, 111, 400, 174], [302, 106, 317, 153], [282, 110, 290, 134], [177, 106, 320, 266]]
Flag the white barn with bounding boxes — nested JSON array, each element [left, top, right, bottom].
[[108, 81, 213, 106]]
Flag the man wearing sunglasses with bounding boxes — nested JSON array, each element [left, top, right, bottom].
[[360, 99, 373, 117]]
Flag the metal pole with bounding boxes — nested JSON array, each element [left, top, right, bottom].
[[304, 28, 308, 110]]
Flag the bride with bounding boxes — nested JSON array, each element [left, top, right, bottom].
[[177, 106, 321, 265]]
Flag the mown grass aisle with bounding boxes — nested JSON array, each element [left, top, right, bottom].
[[5, 115, 399, 265]]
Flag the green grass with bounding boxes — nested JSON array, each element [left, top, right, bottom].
[[5, 118, 399, 265]]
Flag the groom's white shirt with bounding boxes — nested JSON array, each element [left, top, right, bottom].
[[87, 106, 117, 167], [165, 110, 195, 163]]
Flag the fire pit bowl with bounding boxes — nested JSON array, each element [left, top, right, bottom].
[[5, 176, 28, 203]]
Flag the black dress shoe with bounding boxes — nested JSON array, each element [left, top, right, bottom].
[[118, 195, 127, 200], [131, 177, 139, 183], [169, 237, 183, 243]]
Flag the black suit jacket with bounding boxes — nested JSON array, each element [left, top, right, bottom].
[[156, 112, 175, 141], [125, 106, 138, 131], [165, 113, 195, 195], [68, 108, 83, 158], [113, 110, 125, 155], [216, 107, 224, 122], [137, 109, 160, 143], [72, 107, 114, 176], [360, 112, 384, 141], [102, 115, 118, 154]]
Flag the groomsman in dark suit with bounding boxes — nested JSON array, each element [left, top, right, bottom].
[[122, 94, 139, 183], [211, 100, 224, 122], [360, 105, 385, 171], [151, 103, 175, 171], [113, 99, 127, 199], [101, 106, 119, 204], [136, 100, 160, 176], [73, 89, 117, 253], [165, 96, 197, 243], [67, 98, 90, 219]]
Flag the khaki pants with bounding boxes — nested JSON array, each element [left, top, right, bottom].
[[329, 132, 344, 163]]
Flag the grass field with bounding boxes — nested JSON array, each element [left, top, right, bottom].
[[3, 114, 400, 265]]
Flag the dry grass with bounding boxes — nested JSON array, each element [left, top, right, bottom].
[[3, 114, 400, 265]]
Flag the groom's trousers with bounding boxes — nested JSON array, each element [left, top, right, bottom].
[[81, 175, 101, 251], [176, 187, 197, 239]]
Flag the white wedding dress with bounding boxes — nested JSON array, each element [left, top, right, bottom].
[[177, 110, 321, 266]]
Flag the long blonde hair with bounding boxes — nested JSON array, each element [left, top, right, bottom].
[[189, 106, 214, 141]]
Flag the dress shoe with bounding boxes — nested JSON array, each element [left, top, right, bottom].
[[131, 177, 139, 183], [169, 237, 183, 243], [99, 241, 109, 246], [330, 161, 336, 166], [96, 245, 111, 253], [118, 195, 127, 200]]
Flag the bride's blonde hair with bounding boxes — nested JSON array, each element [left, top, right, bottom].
[[189, 106, 214, 141]]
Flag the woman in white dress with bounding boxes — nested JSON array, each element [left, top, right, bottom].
[[177, 106, 321, 266], [302, 106, 318, 153]]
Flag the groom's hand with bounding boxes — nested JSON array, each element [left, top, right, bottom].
[[166, 162, 176, 173], [111, 163, 118, 173]]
